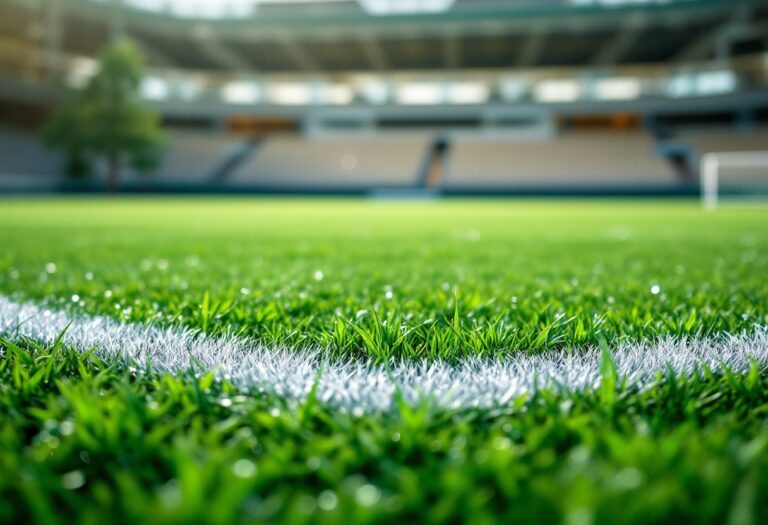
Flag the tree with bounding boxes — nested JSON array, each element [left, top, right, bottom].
[[44, 41, 165, 192]]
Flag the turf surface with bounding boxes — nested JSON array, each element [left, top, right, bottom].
[[0, 198, 766, 360], [0, 197, 767, 524]]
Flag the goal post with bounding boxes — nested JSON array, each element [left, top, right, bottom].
[[701, 151, 768, 209]]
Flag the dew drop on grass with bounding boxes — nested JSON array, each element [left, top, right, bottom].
[[650, 284, 661, 295], [318, 490, 338, 511], [385, 290, 393, 300], [84, 272, 94, 281], [493, 436, 511, 450], [71, 294, 80, 303], [45, 263, 57, 274], [314, 270, 324, 281], [611, 468, 643, 490], [232, 459, 257, 479], [59, 420, 74, 436], [158, 481, 181, 509], [62, 471, 85, 490], [355, 484, 381, 507], [9, 269, 19, 280]]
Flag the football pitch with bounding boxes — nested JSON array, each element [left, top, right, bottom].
[[0, 198, 767, 524]]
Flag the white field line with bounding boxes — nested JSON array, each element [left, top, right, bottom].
[[1, 296, 767, 413]]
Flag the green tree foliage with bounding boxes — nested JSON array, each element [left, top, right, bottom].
[[44, 41, 164, 191]]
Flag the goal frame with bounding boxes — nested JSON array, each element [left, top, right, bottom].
[[701, 151, 768, 209]]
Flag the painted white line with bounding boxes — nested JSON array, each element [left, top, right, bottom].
[[1, 296, 766, 412]]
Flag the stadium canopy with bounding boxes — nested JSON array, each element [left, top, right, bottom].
[[89, 0, 690, 19], [90, 0, 457, 18]]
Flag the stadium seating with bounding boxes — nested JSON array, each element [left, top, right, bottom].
[[444, 132, 678, 189], [228, 136, 429, 189], [679, 128, 768, 157], [679, 127, 768, 186], [125, 131, 247, 184], [0, 127, 62, 177], [0, 127, 62, 191]]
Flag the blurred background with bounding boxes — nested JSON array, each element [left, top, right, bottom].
[[0, 0, 766, 196]]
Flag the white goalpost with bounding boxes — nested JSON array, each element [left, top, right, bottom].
[[701, 151, 768, 209]]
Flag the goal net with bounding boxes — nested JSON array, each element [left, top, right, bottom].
[[701, 151, 768, 209]]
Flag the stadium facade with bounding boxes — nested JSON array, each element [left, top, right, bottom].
[[0, 0, 767, 194]]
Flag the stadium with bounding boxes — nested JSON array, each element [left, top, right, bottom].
[[0, 0, 767, 523]]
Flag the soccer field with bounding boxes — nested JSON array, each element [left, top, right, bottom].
[[1, 198, 767, 524]]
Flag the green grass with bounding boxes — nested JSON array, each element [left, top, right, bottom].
[[0, 197, 767, 524], [0, 198, 766, 360], [1, 334, 767, 524]]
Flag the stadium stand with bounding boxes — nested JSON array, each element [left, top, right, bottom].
[[227, 136, 429, 190], [678, 127, 768, 187], [680, 128, 768, 157], [0, 0, 766, 194], [444, 132, 678, 190], [0, 127, 61, 177], [0, 127, 62, 191], [125, 131, 248, 184]]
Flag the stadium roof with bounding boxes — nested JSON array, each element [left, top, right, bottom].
[[0, 0, 765, 75], [85, 0, 693, 20]]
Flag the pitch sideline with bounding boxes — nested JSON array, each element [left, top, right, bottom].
[[1, 296, 766, 412]]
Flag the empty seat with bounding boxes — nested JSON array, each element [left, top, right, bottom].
[[228, 136, 428, 189], [445, 132, 677, 188], [125, 131, 246, 183]]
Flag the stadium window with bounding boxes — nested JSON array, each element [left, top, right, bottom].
[[221, 81, 261, 105], [499, 77, 528, 102], [695, 71, 737, 96], [358, 0, 456, 15], [666, 74, 693, 98], [322, 85, 355, 105], [359, 82, 390, 105], [269, 84, 314, 105], [177, 78, 205, 101], [534, 80, 581, 103], [446, 83, 490, 105], [396, 83, 444, 105], [667, 70, 737, 98], [141, 77, 171, 101], [593, 78, 641, 101]]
